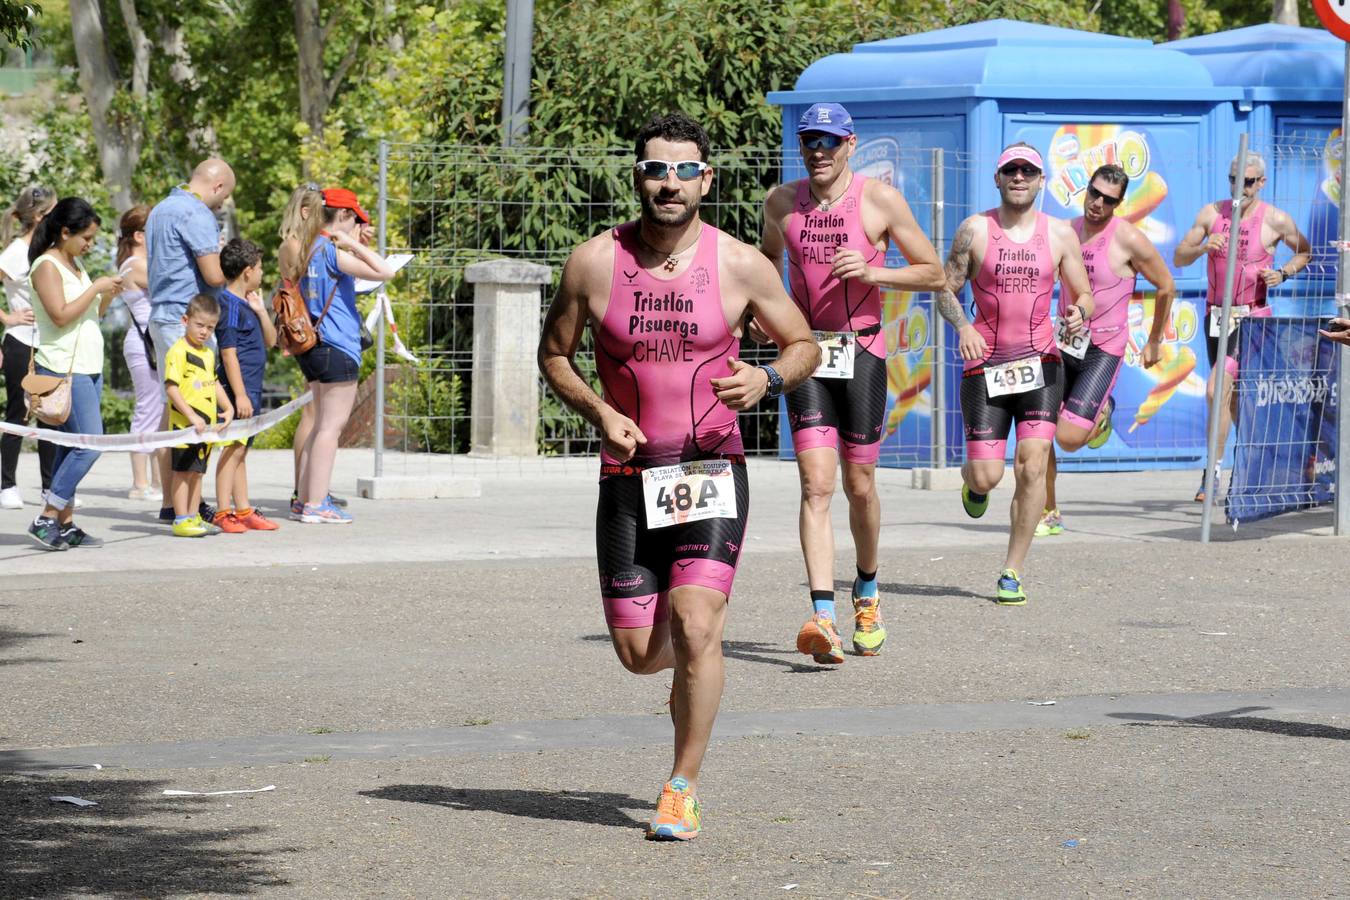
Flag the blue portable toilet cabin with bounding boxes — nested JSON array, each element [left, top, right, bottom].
[[768, 19, 1242, 470], [1169, 25, 1346, 317]]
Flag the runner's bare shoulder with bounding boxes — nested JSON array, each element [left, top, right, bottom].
[[763, 182, 798, 222]]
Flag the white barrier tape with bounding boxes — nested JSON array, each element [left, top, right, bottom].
[[365, 289, 420, 365], [0, 392, 311, 453], [1331, 240, 1350, 250]]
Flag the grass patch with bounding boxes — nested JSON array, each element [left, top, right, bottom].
[[463, 717, 492, 727], [306, 725, 337, 735], [1064, 728, 1092, 741], [303, 755, 332, 763]]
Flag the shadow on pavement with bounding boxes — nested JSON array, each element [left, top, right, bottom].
[[361, 784, 653, 829], [1, 761, 290, 897], [832, 579, 986, 601], [0, 625, 59, 668], [1109, 706, 1350, 741], [580, 633, 832, 674]]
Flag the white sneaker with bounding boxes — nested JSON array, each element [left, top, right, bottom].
[[0, 486, 22, 509]]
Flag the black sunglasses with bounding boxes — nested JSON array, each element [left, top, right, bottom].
[[801, 134, 845, 151], [1229, 175, 1258, 188], [1000, 163, 1042, 179], [1086, 184, 1123, 208], [635, 160, 709, 181]]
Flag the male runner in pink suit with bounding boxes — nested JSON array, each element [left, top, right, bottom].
[[1174, 151, 1309, 502], [760, 102, 944, 664], [1036, 164, 1176, 537], [539, 112, 818, 841], [937, 143, 1094, 605]]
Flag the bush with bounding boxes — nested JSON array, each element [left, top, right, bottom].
[[100, 388, 134, 435], [252, 407, 301, 450], [386, 363, 465, 454]]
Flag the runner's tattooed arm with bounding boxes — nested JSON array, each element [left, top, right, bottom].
[[539, 243, 646, 460], [936, 217, 975, 329], [937, 216, 988, 362]]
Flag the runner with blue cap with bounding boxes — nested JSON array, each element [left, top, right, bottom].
[[758, 101, 945, 663]]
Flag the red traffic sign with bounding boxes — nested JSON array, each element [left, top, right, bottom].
[[1314, 0, 1350, 42]]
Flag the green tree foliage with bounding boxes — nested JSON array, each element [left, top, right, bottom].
[[0, 1, 39, 48]]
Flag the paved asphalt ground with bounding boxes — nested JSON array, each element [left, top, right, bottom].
[[1, 450, 1346, 898]]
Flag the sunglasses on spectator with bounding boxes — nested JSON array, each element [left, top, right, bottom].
[[1228, 175, 1258, 188], [635, 160, 709, 181], [999, 163, 1041, 178], [801, 134, 845, 151], [1086, 185, 1123, 208]]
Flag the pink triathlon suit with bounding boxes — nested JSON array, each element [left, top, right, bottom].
[[593, 222, 749, 629], [783, 174, 888, 465], [1057, 216, 1132, 432], [1205, 199, 1274, 378], [960, 210, 1063, 460]]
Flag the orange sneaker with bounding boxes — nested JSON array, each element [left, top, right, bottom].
[[646, 777, 701, 841], [796, 613, 845, 665], [212, 511, 247, 534], [235, 509, 280, 531]]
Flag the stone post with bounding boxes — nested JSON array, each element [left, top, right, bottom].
[[465, 258, 553, 456]]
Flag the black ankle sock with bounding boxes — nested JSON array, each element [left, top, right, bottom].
[[809, 590, 835, 603], [856, 567, 877, 583]]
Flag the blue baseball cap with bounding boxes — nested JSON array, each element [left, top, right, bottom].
[[797, 103, 854, 137]]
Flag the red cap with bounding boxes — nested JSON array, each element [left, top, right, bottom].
[[322, 187, 369, 224]]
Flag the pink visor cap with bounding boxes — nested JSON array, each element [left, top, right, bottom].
[[996, 145, 1044, 171]]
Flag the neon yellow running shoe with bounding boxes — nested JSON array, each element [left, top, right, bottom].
[[1034, 509, 1064, 537], [997, 568, 1027, 605], [1087, 397, 1116, 450], [646, 777, 701, 841], [961, 483, 989, 519], [851, 590, 886, 656], [171, 515, 209, 538]]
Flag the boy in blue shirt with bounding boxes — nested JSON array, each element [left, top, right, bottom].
[[213, 238, 279, 532]]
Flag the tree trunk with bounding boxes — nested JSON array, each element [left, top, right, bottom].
[[1274, 0, 1299, 26], [68, 0, 141, 212], [1167, 0, 1184, 41], [161, 23, 236, 239], [293, 0, 327, 136]]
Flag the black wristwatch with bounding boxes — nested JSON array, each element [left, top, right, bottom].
[[759, 365, 784, 400]]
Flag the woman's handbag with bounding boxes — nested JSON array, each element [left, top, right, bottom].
[[21, 344, 75, 427]]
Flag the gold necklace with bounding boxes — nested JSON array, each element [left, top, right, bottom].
[[638, 225, 702, 272]]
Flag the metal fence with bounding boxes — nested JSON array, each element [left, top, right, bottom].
[[368, 135, 1347, 532]]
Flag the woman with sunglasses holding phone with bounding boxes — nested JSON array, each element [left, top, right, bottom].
[[1174, 151, 1311, 503]]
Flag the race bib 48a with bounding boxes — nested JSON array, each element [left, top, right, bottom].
[[641, 460, 737, 529]]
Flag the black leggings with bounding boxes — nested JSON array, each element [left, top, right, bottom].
[[2, 332, 56, 490]]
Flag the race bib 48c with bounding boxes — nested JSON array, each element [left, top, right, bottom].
[[984, 355, 1046, 398], [641, 460, 738, 529], [812, 330, 855, 379], [1056, 318, 1089, 360]]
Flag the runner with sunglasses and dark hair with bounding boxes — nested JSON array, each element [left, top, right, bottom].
[[936, 143, 1094, 604], [1174, 151, 1310, 502], [1035, 164, 1176, 537], [759, 102, 943, 665], [540, 111, 818, 841]]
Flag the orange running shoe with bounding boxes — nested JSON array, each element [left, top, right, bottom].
[[646, 777, 701, 841], [212, 511, 248, 534], [236, 509, 280, 531], [796, 613, 845, 665]]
